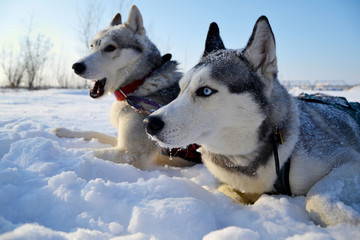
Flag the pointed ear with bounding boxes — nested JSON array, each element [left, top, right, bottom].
[[243, 16, 277, 80], [126, 5, 145, 36], [110, 13, 122, 26], [203, 22, 225, 57]]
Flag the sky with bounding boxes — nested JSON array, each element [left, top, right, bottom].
[[0, 0, 359, 86]]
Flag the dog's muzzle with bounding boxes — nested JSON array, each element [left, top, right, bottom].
[[72, 62, 107, 99], [144, 116, 164, 136]]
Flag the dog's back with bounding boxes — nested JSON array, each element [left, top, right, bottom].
[[288, 97, 360, 194], [297, 99, 360, 225], [298, 96, 360, 155]]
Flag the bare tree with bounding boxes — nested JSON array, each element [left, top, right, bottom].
[[74, 0, 104, 88], [112, 0, 129, 14], [0, 44, 25, 88], [54, 50, 72, 89], [22, 20, 53, 90], [77, 0, 105, 55]]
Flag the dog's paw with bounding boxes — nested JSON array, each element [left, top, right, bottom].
[[51, 127, 74, 138], [306, 193, 360, 227], [306, 161, 360, 226], [218, 184, 260, 204]]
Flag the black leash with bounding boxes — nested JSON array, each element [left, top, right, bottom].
[[272, 129, 281, 176], [271, 128, 292, 196]]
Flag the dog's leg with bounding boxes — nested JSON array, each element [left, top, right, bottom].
[[52, 127, 117, 146], [91, 147, 158, 169], [306, 150, 360, 226], [155, 152, 197, 167]]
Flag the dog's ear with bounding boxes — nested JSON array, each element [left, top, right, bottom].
[[126, 5, 146, 36], [110, 13, 122, 26], [242, 16, 277, 80], [203, 22, 225, 57]]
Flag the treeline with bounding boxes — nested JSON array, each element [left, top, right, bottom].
[[0, 19, 88, 90], [0, 0, 129, 90], [1, 26, 53, 90]]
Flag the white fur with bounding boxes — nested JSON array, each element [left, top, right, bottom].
[[77, 46, 141, 93], [152, 66, 266, 156]]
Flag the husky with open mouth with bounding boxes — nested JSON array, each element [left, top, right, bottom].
[[144, 17, 360, 226], [53, 5, 201, 168]]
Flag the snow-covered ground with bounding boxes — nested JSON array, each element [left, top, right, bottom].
[[0, 87, 359, 240]]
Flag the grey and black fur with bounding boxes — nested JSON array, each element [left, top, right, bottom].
[[145, 16, 360, 226]]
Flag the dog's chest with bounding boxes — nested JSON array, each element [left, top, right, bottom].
[[202, 151, 277, 194], [109, 101, 144, 128]]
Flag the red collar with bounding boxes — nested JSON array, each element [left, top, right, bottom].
[[114, 54, 172, 101], [114, 77, 147, 101]]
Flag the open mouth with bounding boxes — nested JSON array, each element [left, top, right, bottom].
[[89, 78, 106, 99]]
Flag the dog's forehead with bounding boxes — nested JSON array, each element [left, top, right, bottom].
[[94, 25, 129, 40], [92, 26, 142, 52], [200, 50, 250, 78], [92, 30, 105, 46], [92, 29, 112, 46], [180, 50, 254, 91], [179, 66, 213, 90], [196, 50, 261, 94]]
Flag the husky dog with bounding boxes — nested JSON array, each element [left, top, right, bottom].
[[53, 5, 199, 168], [144, 17, 360, 226]]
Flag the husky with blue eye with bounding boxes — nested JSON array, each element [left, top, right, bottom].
[[53, 5, 201, 169], [144, 17, 360, 226]]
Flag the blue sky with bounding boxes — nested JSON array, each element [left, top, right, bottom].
[[0, 0, 359, 85]]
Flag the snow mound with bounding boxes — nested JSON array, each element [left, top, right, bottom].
[[1, 89, 360, 239]]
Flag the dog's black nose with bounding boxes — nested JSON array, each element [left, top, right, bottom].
[[72, 62, 86, 75], [144, 116, 164, 136]]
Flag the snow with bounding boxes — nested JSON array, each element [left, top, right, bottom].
[[1, 88, 360, 240]]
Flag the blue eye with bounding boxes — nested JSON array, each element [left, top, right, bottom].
[[203, 88, 212, 95], [196, 86, 217, 97]]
